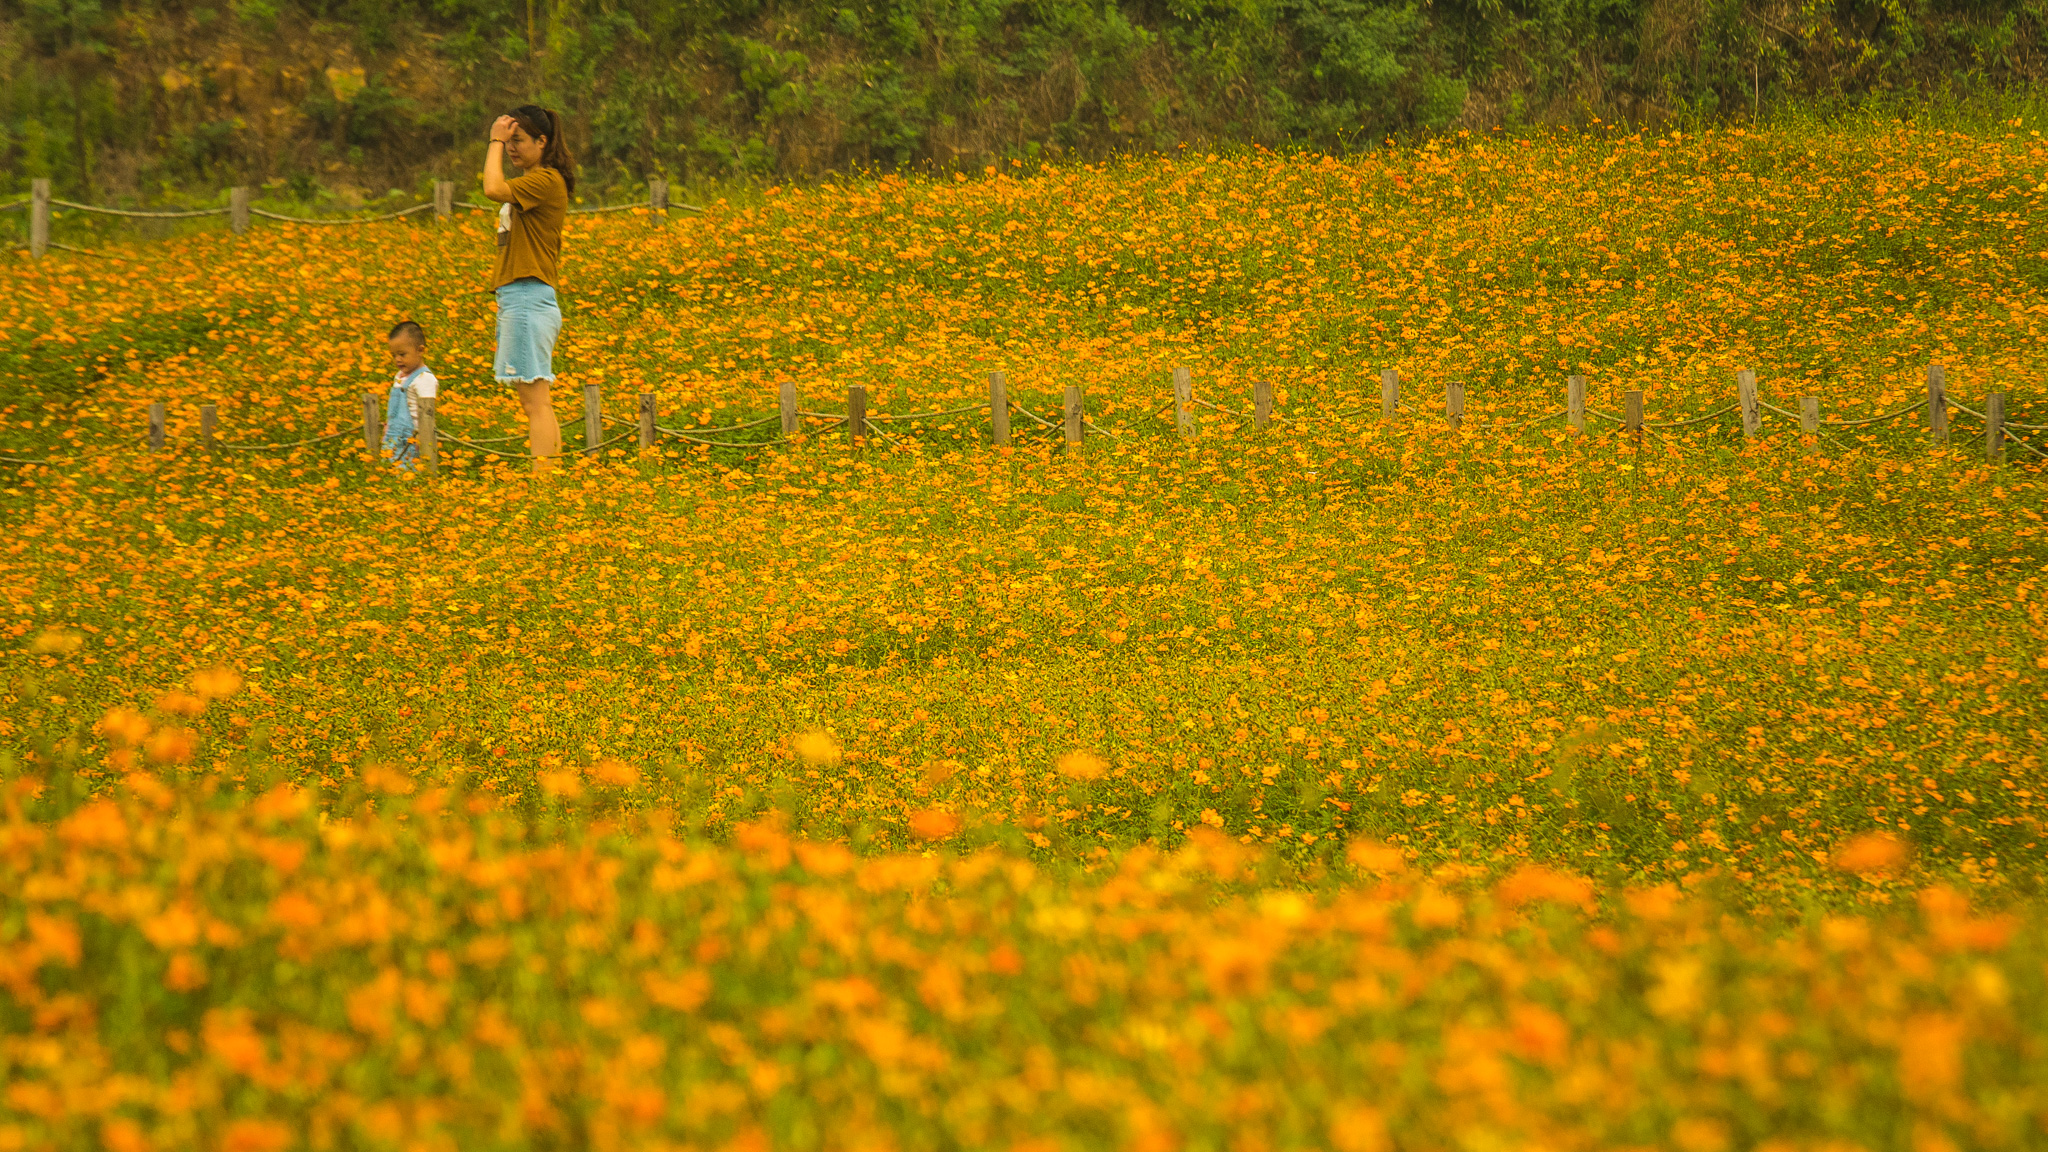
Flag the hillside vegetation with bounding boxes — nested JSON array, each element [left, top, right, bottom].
[[2, 116, 2047, 1150], [5, 0, 2048, 202]]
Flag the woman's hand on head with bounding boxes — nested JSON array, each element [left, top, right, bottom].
[[490, 115, 516, 144]]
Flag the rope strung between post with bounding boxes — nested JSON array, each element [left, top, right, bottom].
[[223, 429, 352, 451], [657, 413, 782, 436], [567, 203, 647, 215], [1644, 403, 1740, 429], [2002, 418, 2048, 430], [581, 429, 639, 453], [1821, 399, 1925, 428], [1330, 402, 1412, 419], [1010, 400, 1063, 431], [46, 242, 104, 257], [1193, 396, 1292, 423], [1587, 410, 1625, 424], [1510, 410, 1568, 434], [1947, 400, 1990, 422], [0, 454, 57, 465], [663, 430, 778, 448], [441, 427, 528, 444], [1756, 399, 1804, 422], [0, 200, 25, 213], [50, 199, 230, 219], [2003, 432, 2048, 462], [870, 403, 986, 423], [439, 434, 531, 458], [1083, 419, 1123, 441], [250, 203, 437, 226]]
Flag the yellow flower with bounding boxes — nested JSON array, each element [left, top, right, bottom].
[[793, 730, 843, 766], [1056, 750, 1109, 781]]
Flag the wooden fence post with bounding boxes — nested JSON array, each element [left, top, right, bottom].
[[200, 403, 217, 453], [989, 371, 1010, 445], [28, 179, 49, 259], [1381, 368, 1399, 418], [1928, 364, 1949, 444], [1986, 392, 2005, 466], [1253, 379, 1272, 430], [149, 402, 166, 452], [1567, 374, 1585, 435], [1624, 391, 1643, 445], [1064, 385, 1083, 445], [583, 382, 601, 456], [638, 392, 656, 449], [1737, 369, 1759, 438], [650, 178, 669, 220], [363, 392, 382, 456], [418, 395, 438, 475], [1174, 366, 1194, 439], [779, 381, 798, 437], [434, 180, 453, 219], [1446, 381, 1464, 429], [229, 187, 250, 236], [848, 385, 867, 445], [1800, 396, 1819, 434]]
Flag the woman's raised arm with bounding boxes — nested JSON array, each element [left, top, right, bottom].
[[483, 115, 516, 202]]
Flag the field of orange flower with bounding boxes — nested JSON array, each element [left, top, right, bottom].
[[4, 113, 2048, 1150]]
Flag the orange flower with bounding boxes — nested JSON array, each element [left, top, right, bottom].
[[143, 726, 195, 765], [1494, 865, 1592, 910], [908, 808, 962, 841], [1346, 838, 1408, 875], [1832, 831, 1909, 875], [1056, 750, 1108, 781], [218, 1119, 293, 1152], [538, 769, 584, 799], [98, 706, 152, 746], [188, 665, 245, 698], [361, 764, 416, 796], [152, 690, 206, 718]]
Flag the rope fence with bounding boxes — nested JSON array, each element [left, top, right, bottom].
[[14, 178, 706, 258], [3, 363, 2042, 476], [52, 200, 229, 220]]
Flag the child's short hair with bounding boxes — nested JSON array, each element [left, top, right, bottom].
[[389, 320, 427, 346]]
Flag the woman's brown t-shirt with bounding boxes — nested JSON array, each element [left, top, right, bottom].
[[492, 167, 568, 289]]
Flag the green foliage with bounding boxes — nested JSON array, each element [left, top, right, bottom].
[[3, 0, 2048, 194]]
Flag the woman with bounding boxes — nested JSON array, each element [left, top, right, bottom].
[[483, 105, 575, 469]]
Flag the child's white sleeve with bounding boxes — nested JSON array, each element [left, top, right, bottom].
[[414, 370, 438, 400]]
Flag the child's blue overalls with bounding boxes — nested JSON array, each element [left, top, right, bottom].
[[381, 365, 429, 470]]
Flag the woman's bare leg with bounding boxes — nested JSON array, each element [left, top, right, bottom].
[[515, 379, 561, 473]]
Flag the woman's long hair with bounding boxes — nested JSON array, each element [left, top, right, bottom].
[[508, 105, 577, 199]]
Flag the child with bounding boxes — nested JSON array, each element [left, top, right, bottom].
[[381, 321, 439, 470]]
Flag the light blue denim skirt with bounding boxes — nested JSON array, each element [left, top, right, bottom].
[[494, 277, 561, 384]]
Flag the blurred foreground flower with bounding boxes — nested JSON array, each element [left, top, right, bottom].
[[189, 665, 245, 698], [1346, 838, 1409, 875], [1833, 831, 1910, 876], [908, 808, 962, 841], [794, 730, 842, 766], [1057, 750, 1108, 781], [29, 629, 83, 656]]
